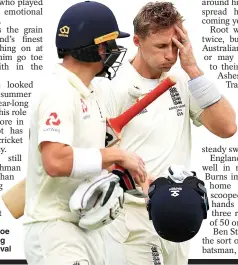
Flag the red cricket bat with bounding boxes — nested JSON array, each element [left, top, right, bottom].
[[105, 76, 176, 147]]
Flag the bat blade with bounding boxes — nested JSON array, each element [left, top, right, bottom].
[[2, 179, 25, 219], [105, 76, 176, 147]]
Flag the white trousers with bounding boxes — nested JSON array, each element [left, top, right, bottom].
[[103, 203, 190, 265], [24, 220, 108, 265]]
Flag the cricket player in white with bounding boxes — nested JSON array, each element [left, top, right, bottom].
[[100, 2, 237, 265], [23, 2, 147, 265]]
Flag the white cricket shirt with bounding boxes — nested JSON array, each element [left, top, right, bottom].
[[24, 64, 106, 224], [101, 60, 203, 181]]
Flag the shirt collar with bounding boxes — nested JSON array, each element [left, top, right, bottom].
[[124, 58, 169, 96], [56, 64, 92, 99], [127, 58, 168, 82]]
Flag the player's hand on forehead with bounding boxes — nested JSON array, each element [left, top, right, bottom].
[[169, 25, 181, 43], [171, 23, 198, 75], [174, 23, 190, 45]]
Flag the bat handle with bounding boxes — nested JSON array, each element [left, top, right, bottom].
[[113, 164, 125, 172], [108, 76, 176, 134]]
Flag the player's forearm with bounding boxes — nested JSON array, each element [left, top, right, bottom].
[[185, 65, 203, 79], [199, 97, 237, 138], [41, 142, 125, 178], [100, 147, 124, 169]]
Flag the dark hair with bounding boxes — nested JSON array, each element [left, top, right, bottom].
[[133, 2, 183, 38]]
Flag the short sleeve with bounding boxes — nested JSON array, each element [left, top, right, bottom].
[[189, 88, 204, 127], [178, 70, 204, 127], [37, 89, 75, 146]]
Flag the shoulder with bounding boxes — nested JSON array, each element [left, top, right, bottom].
[[110, 61, 140, 96], [43, 71, 76, 97], [167, 67, 189, 93], [168, 67, 189, 84], [94, 64, 133, 98], [32, 72, 76, 114]]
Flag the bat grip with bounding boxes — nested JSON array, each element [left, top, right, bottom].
[[108, 77, 176, 134], [113, 164, 125, 172]]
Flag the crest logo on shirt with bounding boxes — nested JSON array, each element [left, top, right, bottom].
[[169, 87, 182, 105], [151, 245, 161, 265], [45, 112, 61, 126], [168, 87, 185, 116], [80, 98, 91, 119], [80, 99, 88, 113]]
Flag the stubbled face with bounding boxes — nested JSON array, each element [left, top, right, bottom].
[[134, 25, 180, 74]]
